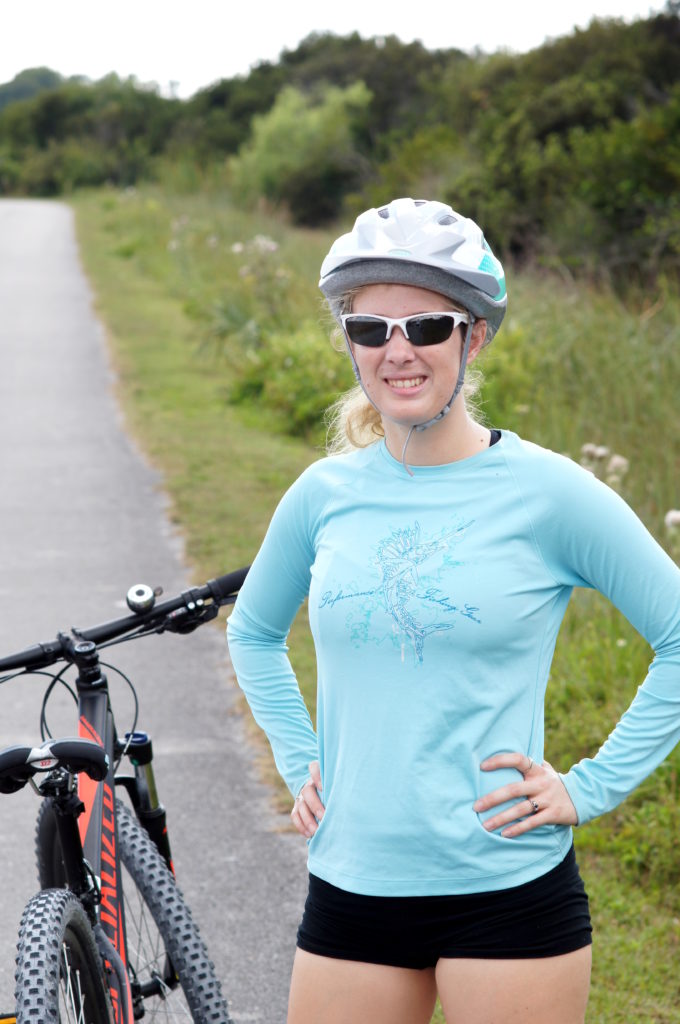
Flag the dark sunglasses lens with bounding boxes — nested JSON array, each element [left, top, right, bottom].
[[407, 315, 455, 346], [345, 317, 389, 347]]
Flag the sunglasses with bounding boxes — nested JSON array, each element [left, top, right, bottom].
[[341, 311, 470, 348]]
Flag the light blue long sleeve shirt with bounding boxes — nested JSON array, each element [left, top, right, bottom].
[[227, 431, 680, 895]]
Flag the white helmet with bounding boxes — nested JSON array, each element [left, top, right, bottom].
[[319, 198, 507, 344]]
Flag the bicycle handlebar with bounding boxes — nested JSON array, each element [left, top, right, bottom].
[[0, 566, 249, 673]]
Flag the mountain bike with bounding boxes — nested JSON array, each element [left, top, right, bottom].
[[0, 567, 248, 1024]]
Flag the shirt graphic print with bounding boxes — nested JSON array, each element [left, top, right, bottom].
[[319, 517, 481, 664]]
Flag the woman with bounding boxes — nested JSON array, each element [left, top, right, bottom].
[[227, 198, 680, 1023]]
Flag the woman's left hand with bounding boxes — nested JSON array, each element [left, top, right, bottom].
[[473, 752, 578, 838]]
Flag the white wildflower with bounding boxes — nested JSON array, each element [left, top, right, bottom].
[[594, 445, 610, 460], [231, 242, 244, 254], [607, 454, 629, 476], [581, 443, 598, 458], [616, 638, 627, 648], [664, 509, 680, 530], [167, 239, 180, 252], [251, 234, 278, 253]]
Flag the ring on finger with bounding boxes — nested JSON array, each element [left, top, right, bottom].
[[529, 799, 539, 814], [525, 757, 534, 773]]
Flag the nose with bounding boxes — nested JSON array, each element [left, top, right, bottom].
[[384, 325, 415, 360]]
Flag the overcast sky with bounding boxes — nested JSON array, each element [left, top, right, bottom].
[[2, 0, 667, 99]]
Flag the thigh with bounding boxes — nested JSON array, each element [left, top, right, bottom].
[[287, 949, 438, 1024], [436, 945, 592, 1024]]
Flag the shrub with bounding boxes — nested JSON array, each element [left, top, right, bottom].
[[229, 82, 372, 225]]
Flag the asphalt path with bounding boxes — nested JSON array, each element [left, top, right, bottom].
[[0, 198, 307, 1022]]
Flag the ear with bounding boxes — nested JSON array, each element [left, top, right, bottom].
[[467, 319, 487, 363]]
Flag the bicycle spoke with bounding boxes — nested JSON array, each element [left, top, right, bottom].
[[123, 871, 194, 1019], [60, 941, 82, 1024]]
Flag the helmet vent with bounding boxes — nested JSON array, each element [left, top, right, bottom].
[[377, 207, 390, 219], [438, 214, 456, 225]]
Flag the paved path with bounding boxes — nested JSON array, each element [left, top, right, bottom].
[[0, 198, 307, 1022]]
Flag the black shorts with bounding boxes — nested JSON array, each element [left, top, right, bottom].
[[297, 845, 592, 969]]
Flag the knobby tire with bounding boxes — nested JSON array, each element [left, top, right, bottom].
[[14, 887, 113, 1024], [36, 798, 233, 1023]]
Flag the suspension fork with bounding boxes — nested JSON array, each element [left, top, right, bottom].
[[117, 731, 175, 875]]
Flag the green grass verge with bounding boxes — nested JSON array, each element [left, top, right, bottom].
[[71, 185, 680, 1022]]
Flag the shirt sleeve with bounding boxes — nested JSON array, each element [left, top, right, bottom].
[[517, 448, 680, 825], [226, 471, 320, 798]]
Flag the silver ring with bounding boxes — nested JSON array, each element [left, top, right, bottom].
[[529, 799, 539, 814]]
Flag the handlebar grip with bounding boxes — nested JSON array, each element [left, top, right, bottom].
[[0, 738, 109, 794], [48, 739, 109, 781], [0, 639, 65, 673], [0, 745, 35, 793], [206, 566, 249, 603]]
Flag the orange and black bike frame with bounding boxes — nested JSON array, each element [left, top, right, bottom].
[[68, 638, 135, 1024]]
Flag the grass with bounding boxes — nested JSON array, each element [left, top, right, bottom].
[[71, 184, 680, 1022]]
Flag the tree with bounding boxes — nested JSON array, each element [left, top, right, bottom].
[[229, 82, 372, 224]]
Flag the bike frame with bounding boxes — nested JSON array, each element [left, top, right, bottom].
[[52, 639, 175, 1024], [73, 640, 133, 1024]]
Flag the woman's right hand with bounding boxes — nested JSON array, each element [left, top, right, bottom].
[[291, 760, 324, 838]]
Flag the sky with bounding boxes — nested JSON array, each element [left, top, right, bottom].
[[1, 0, 668, 99]]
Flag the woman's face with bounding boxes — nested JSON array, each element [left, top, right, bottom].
[[348, 283, 484, 429]]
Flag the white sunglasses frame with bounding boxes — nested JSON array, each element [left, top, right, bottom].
[[340, 311, 471, 347]]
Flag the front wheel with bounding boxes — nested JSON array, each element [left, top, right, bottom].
[[15, 888, 113, 1024], [36, 798, 233, 1023]]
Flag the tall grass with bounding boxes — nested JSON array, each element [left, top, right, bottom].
[[72, 185, 680, 1022]]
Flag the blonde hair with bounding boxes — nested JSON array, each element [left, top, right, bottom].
[[325, 289, 484, 455]]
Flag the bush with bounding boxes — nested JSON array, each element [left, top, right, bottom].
[[230, 322, 354, 437], [229, 82, 372, 224]]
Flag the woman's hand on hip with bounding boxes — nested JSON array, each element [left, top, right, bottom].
[[473, 752, 578, 837], [291, 760, 324, 838]]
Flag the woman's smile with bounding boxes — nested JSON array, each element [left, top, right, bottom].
[[385, 375, 427, 391]]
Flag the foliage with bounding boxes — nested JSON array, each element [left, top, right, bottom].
[[173, 61, 287, 159], [230, 322, 354, 435], [442, 9, 680, 277], [1, 7, 679, 271], [0, 67, 64, 111], [189, 230, 354, 434], [0, 77, 180, 193], [228, 82, 372, 224], [277, 31, 460, 153]]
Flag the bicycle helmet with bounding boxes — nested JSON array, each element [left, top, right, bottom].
[[319, 198, 507, 344]]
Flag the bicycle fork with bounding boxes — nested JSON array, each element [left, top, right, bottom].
[[117, 731, 175, 875]]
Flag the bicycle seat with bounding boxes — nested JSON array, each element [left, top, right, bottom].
[[0, 738, 109, 794]]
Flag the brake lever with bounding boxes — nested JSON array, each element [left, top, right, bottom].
[[162, 604, 220, 635]]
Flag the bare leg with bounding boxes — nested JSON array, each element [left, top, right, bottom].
[[287, 949, 438, 1024], [436, 945, 592, 1024]]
